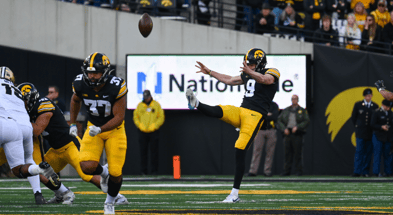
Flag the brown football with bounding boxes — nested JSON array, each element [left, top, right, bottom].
[[138, 13, 153, 38]]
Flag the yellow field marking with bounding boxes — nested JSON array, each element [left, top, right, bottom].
[[85, 208, 391, 215], [75, 190, 346, 195], [286, 206, 393, 209]]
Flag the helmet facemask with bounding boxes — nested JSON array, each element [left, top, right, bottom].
[[0, 66, 15, 83], [81, 53, 113, 88], [17, 83, 40, 113]]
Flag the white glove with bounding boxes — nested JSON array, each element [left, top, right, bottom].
[[69, 124, 78, 137], [89, 125, 101, 137]]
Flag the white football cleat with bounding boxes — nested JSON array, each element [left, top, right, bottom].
[[186, 88, 198, 110], [101, 164, 109, 193], [47, 188, 75, 205], [62, 189, 75, 205], [104, 203, 115, 215], [39, 162, 60, 187], [222, 194, 240, 203], [114, 193, 129, 205]]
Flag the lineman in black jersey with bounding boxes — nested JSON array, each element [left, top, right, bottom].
[[18, 82, 128, 205], [70, 52, 128, 213], [186, 48, 280, 203]]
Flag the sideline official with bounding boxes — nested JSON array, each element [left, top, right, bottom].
[[133, 90, 165, 175]]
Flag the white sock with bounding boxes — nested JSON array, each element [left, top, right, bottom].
[[28, 165, 42, 176], [54, 184, 68, 195], [230, 188, 239, 196], [105, 193, 117, 204], [101, 165, 109, 178], [27, 175, 41, 194], [195, 100, 200, 108]]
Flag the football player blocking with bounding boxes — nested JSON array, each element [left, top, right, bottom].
[[70, 52, 128, 214], [0, 67, 61, 202], [186, 48, 280, 203], [15, 83, 127, 206]]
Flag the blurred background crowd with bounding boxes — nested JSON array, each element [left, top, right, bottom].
[[58, 0, 393, 54]]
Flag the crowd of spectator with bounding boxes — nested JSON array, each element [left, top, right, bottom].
[[58, 0, 393, 53]]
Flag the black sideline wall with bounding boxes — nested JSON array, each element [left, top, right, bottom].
[[2, 45, 393, 175]]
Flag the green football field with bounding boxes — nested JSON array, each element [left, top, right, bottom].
[[1, 176, 393, 214]]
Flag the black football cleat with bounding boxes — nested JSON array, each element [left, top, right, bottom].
[[34, 191, 48, 205]]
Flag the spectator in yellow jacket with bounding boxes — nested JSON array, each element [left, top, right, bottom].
[[133, 90, 165, 175], [371, 0, 391, 28]]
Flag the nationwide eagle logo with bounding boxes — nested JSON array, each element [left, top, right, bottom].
[[325, 86, 384, 147]]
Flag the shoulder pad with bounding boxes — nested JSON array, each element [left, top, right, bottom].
[[37, 99, 55, 114], [266, 68, 280, 80]]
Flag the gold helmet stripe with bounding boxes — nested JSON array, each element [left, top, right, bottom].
[[89, 52, 99, 68]]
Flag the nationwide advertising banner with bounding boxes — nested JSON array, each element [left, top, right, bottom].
[[126, 55, 308, 110]]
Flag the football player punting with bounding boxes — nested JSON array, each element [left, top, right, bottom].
[[17, 82, 128, 206], [70, 52, 128, 214], [186, 48, 280, 203], [0, 67, 60, 204]]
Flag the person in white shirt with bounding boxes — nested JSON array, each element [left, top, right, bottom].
[[339, 13, 362, 50]]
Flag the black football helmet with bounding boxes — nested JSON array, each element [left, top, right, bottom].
[[81, 52, 113, 87], [0, 66, 15, 83], [244, 48, 267, 73], [17, 82, 40, 113]]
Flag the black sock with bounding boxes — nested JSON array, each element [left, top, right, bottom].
[[91, 164, 103, 175], [44, 180, 61, 191], [197, 102, 223, 118], [108, 177, 122, 198], [233, 149, 247, 189]]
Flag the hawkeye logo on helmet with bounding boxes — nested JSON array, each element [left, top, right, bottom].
[[102, 56, 110, 66], [20, 85, 32, 95], [254, 50, 264, 59]]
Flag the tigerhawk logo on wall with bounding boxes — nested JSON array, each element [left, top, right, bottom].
[[325, 86, 384, 147]]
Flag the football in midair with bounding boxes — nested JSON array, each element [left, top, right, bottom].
[[138, 13, 153, 38]]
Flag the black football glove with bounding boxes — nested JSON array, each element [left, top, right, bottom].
[[375, 80, 386, 92]]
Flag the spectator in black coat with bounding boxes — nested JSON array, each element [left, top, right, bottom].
[[325, 0, 346, 19], [382, 11, 393, 53], [361, 15, 383, 52], [313, 14, 339, 46], [279, 2, 305, 35], [255, 3, 276, 34], [195, 0, 212, 26]]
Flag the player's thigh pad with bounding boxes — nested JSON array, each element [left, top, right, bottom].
[[19, 125, 35, 164], [219, 105, 241, 128], [57, 141, 93, 182], [0, 118, 24, 169], [80, 122, 105, 163], [32, 136, 44, 164], [235, 108, 264, 150], [103, 122, 127, 177]]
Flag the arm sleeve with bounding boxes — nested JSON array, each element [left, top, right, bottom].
[[276, 110, 286, 131], [296, 109, 310, 130], [154, 102, 165, 129], [133, 104, 142, 130], [370, 111, 381, 130]]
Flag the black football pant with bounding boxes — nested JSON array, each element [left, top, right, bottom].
[[139, 130, 160, 175]]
